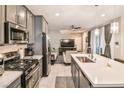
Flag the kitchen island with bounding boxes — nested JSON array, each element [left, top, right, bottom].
[[0, 71, 22, 88], [71, 53, 124, 88]]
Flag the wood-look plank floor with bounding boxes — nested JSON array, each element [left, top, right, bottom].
[[39, 64, 72, 88], [55, 77, 75, 88]]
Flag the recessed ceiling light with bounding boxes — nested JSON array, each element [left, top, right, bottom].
[[101, 14, 105, 17], [55, 13, 60, 16]]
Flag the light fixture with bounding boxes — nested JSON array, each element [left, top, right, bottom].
[[20, 12, 25, 18], [101, 14, 105, 17], [95, 28, 99, 36], [16, 25, 19, 28], [0, 54, 3, 58], [55, 13, 60, 16]]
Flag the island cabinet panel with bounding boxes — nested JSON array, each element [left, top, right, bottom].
[[0, 5, 5, 44], [6, 5, 17, 24], [71, 57, 91, 88], [71, 57, 80, 88], [79, 71, 91, 88]]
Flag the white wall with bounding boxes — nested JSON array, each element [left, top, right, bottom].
[[120, 16, 124, 59], [48, 30, 83, 51]]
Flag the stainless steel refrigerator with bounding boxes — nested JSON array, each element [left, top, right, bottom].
[[33, 16, 51, 77], [42, 32, 51, 76]]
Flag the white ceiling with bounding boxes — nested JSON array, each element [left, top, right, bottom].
[[26, 5, 124, 32]]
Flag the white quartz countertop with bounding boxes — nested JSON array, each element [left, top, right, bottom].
[[71, 53, 124, 87], [24, 55, 43, 60], [0, 71, 22, 88]]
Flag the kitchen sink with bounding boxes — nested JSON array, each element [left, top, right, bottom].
[[77, 57, 95, 63]]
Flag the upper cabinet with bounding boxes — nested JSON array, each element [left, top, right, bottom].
[[0, 6, 5, 44], [6, 5, 27, 27], [42, 17, 48, 34], [16, 6, 27, 27], [27, 11, 34, 43], [6, 5, 17, 24], [5, 5, 35, 44]]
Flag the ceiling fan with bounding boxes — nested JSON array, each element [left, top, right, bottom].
[[60, 25, 87, 34]]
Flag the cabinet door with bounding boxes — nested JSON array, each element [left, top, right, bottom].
[[75, 65, 79, 88], [45, 22, 48, 34], [79, 71, 90, 88], [6, 5, 17, 24], [17, 6, 27, 27], [27, 11, 34, 43], [42, 19, 46, 33], [71, 57, 79, 88], [0, 6, 5, 44]]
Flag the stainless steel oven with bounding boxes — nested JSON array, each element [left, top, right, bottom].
[[26, 64, 40, 88], [4, 22, 28, 44]]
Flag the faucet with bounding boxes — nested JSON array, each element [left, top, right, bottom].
[[88, 47, 93, 59], [91, 49, 93, 59]]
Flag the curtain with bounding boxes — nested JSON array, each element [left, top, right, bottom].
[[104, 24, 112, 58], [88, 31, 91, 47], [87, 31, 91, 53]]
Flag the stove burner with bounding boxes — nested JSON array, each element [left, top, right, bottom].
[[5, 59, 38, 71], [19, 62, 26, 66], [8, 65, 15, 69], [20, 65, 25, 69]]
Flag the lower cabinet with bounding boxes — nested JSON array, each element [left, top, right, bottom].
[[71, 57, 91, 88], [79, 71, 91, 88], [71, 57, 79, 88]]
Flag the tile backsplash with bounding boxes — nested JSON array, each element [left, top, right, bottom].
[[0, 44, 27, 54]]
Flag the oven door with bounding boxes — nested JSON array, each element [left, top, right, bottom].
[[26, 65, 40, 88]]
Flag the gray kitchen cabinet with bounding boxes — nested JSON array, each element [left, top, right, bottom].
[[79, 71, 91, 88], [6, 5, 17, 24], [0, 5, 5, 44], [27, 11, 34, 43], [6, 5, 27, 27], [42, 17, 48, 33], [17, 6, 27, 27], [71, 57, 91, 88], [71, 57, 79, 88]]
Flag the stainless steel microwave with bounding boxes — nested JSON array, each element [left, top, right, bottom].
[[4, 22, 28, 44]]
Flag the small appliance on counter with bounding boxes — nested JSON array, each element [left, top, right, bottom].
[[25, 44, 34, 56], [0, 55, 4, 76], [18, 48, 25, 59]]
